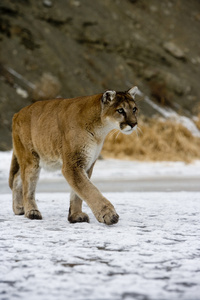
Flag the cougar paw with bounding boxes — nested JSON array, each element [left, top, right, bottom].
[[98, 206, 119, 225], [25, 210, 42, 220], [103, 212, 119, 225], [14, 206, 24, 215], [68, 212, 90, 223]]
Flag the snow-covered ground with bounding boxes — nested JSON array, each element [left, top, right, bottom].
[[0, 151, 200, 300], [1, 151, 200, 193]]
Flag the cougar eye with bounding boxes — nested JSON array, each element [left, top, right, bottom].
[[117, 108, 125, 114], [133, 107, 137, 113]]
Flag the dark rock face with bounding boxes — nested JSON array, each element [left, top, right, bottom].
[[0, 0, 200, 150]]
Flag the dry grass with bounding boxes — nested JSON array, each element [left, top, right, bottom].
[[102, 117, 200, 162]]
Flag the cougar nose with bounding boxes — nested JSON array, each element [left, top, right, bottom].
[[129, 122, 137, 128]]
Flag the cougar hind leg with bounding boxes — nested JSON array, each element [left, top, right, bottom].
[[9, 151, 24, 215], [21, 156, 42, 220], [12, 169, 24, 215]]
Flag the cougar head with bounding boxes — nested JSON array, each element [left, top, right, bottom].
[[101, 86, 138, 135]]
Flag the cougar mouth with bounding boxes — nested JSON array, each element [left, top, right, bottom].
[[120, 123, 137, 134]]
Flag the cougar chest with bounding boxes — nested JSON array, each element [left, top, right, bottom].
[[85, 141, 103, 171]]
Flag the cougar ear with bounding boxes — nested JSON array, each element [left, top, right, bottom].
[[128, 86, 138, 99], [102, 90, 116, 104]]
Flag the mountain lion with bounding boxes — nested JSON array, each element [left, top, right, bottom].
[[9, 86, 138, 225]]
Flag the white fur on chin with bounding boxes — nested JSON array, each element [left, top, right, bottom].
[[122, 124, 137, 135]]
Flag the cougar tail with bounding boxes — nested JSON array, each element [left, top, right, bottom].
[[9, 151, 19, 189]]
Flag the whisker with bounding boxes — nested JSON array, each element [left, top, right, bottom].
[[137, 126, 143, 135], [108, 129, 118, 138], [115, 131, 121, 141]]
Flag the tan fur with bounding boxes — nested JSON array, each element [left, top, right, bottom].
[[9, 87, 138, 225]]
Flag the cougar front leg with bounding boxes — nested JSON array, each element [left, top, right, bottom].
[[68, 164, 95, 223], [63, 163, 119, 225], [68, 191, 89, 223]]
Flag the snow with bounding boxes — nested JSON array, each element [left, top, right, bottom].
[[1, 193, 200, 300], [1, 151, 200, 182], [1, 151, 200, 299]]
